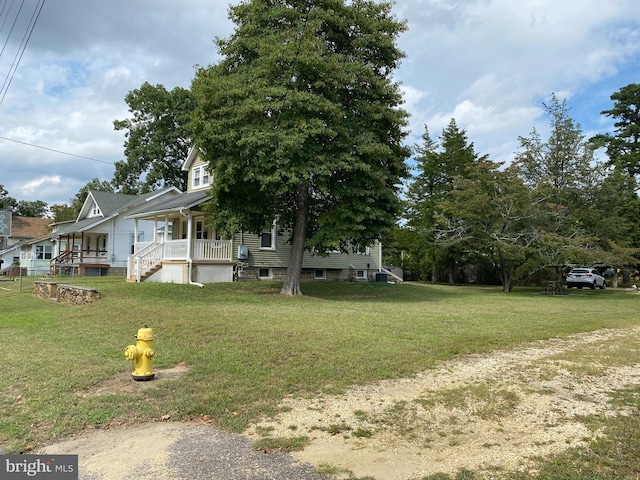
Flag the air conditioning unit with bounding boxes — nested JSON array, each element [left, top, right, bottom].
[[375, 272, 388, 283]]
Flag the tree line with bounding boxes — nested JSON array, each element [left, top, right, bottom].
[[389, 86, 640, 291]]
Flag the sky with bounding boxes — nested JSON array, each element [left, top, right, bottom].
[[0, 0, 638, 211]]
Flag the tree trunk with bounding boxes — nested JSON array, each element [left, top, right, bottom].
[[281, 181, 309, 296], [501, 269, 512, 293], [623, 265, 630, 286], [498, 251, 512, 293], [431, 261, 437, 284]]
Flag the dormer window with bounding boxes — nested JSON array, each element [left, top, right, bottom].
[[192, 165, 210, 189], [90, 204, 101, 217]]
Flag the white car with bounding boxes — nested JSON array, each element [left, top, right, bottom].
[[566, 268, 606, 290]]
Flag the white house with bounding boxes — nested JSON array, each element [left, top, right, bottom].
[[49, 188, 180, 277]]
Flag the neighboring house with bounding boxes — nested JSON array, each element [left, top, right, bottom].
[[0, 216, 50, 275], [49, 188, 181, 277], [125, 148, 400, 284], [20, 236, 56, 276]]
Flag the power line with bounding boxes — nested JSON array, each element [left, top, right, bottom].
[[0, 135, 115, 165], [0, 0, 25, 61], [0, 0, 45, 106]]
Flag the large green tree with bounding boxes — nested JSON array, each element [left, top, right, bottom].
[[0, 185, 17, 212], [0, 185, 47, 217], [437, 160, 540, 292], [513, 94, 637, 272], [513, 95, 600, 260], [113, 82, 196, 194], [404, 119, 482, 284], [191, 0, 410, 295], [14, 200, 48, 218], [590, 83, 640, 176]]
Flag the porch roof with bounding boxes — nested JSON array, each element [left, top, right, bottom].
[[126, 191, 211, 220]]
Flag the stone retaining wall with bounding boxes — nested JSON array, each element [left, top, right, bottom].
[[34, 282, 101, 305]]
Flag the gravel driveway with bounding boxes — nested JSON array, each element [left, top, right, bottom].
[[37, 422, 327, 480]]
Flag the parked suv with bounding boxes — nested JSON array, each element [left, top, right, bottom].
[[566, 268, 606, 289]]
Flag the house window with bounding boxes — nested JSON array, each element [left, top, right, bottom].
[[258, 268, 271, 279], [91, 204, 101, 217], [354, 245, 371, 255], [196, 221, 209, 240], [36, 245, 52, 260], [356, 269, 366, 279], [260, 223, 276, 250], [192, 166, 210, 189], [315, 269, 326, 279]]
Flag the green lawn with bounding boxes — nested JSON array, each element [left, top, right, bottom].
[[1, 276, 639, 478]]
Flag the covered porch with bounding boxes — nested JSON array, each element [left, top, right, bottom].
[[50, 232, 111, 276], [126, 191, 234, 283], [127, 238, 233, 283]]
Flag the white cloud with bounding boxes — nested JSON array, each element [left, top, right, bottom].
[[0, 0, 638, 207], [18, 176, 62, 196]]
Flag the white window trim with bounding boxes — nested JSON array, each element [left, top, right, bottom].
[[356, 269, 366, 279], [314, 269, 326, 279], [36, 245, 52, 260], [89, 204, 101, 217], [192, 165, 210, 190], [258, 267, 272, 279], [259, 223, 276, 250]]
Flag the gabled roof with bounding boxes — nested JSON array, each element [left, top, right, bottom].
[[126, 190, 211, 219], [181, 146, 202, 172], [54, 188, 181, 236], [77, 190, 152, 220]]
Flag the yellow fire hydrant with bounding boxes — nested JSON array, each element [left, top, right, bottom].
[[124, 325, 155, 381]]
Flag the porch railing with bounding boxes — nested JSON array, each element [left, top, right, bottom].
[[128, 239, 233, 281], [193, 239, 232, 261], [135, 242, 165, 280]]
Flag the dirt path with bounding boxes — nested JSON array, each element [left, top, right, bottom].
[[36, 326, 640, 479], [247, 326, 640, 479]]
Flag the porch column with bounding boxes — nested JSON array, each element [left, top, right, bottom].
[[153, 217, 157, 243], [164, 215, 169, 241], [134, 219, 139, 252], [186, 211, 192, 261]]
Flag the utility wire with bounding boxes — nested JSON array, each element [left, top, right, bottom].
[[0, 0, 24, 61], [0, 135, 115, 165], [0, 0, 44, 106], [0, 0, 15, 38]]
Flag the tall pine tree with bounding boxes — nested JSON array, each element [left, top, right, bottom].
[[405, 119, 480, 284]]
